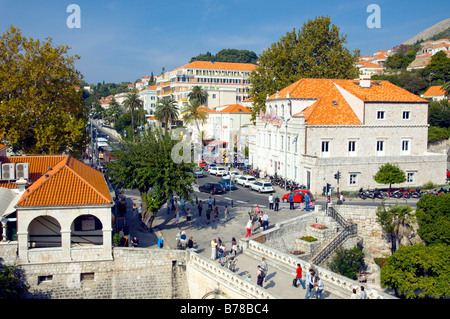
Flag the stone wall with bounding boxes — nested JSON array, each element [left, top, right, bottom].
[[16, 247, 189, 299], [333, 205, 391, 260]]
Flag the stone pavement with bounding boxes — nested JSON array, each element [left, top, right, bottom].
[[120, 191, 344, 299]]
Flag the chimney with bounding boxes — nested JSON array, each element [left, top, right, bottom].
[[360, 74, 371, 88], [16, 178, 27, 193]]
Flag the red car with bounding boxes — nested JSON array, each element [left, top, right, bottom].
[[199, 160, 207, 168], [281, 190, 314, 203]]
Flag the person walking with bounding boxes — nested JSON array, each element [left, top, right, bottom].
[[206, 207, 211, 224], [174, 206, 181, 226], [245, 219, 252, 237], [315, 275, 324, 299], [350, 288, 358, 299], [305, 193, 310, 212], [224, 205, 229, 222], [197, 200, 203, 216], [186, 208, 192, 226], [289, 193, 294, 210], [210, 238, 217, 260], [180, 198, 186, 214], [256, 265, 265, 287], [294, 264, 306, 289], [260, 257, 268, 282], [268, 194, 274, 210], [208, 196, 213, 210], [274, 196, 280, 211], [262, 211, 269, 231], [230, 237, 238, 256], [213, 206, 219, 222], [360, 286, 368, 299], [305, 268, 315, 299]]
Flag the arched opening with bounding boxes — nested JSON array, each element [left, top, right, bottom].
[[28, 216, 61, 248], [71, 215, 103, 247]]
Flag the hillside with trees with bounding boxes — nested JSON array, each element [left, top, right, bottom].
[[190, 49, 258, 64]]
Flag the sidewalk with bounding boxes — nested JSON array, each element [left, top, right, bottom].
[[119, 191, 342, 299]]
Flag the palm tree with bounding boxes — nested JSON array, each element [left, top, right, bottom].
[[105, 98, 123, 127], [188, 85, 209, 106], [443, 81, 450, 98], [181, 99, 207, 133], [154, 98, 179, 129], [123, 93, 144, 135]]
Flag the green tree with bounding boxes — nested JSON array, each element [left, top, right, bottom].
[[376, 204, 415, 254], [421, 51, 450, 85], [106, 127, 195, 230], [380, 243, 450, 299], [188, 86, 209, 106], [328, 246, 364, 280], [122, 93, 144, 136], [428, 99, 450, 128], [0, 25, 87, 156], [249, 15, 360, 121], [373, 163, 406, 190], [0, 262, 29, 299], [154, 98, 179, 129], [385, 53, 416, 70], [415, 194, 450, 245], [443, 81, 450, 97], [104, 98, 123, 127]]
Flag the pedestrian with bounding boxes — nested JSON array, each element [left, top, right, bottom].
[[208, 196, 213, 210], [305, 193, 310, 212], [360, 286, 368, 299], [186, 208, 192, 226], [218, 242, 226, 260], [260, 257, 268, 282], [213, 206, 220, 222], [206, 207, 211, 224], [224, 205, 229, 221], [274, 196, 280, 211], [268, 194, 274, 210], [210, 239, 217, 260], [305, 268, 315, 299], [216, 237, 222, 259], [262, 211, 269, 231], [175, 206, 181, 226], [350, 288, 358, 299], [231, 237, 238, 256], [294, 264, 306, 289], [246, 274, 252, 282], [157, 236, 164, 248], [169, 195, 175, 215], [180, 198, 185, 214], [255, 205, 260, 215], [245, 219, 252, 237], [256, 265, 265, 287], [138, 203, 142, 220], [197, 200, 203, 216], [315, 275, 324, 299], [289, 193, 294, 210]]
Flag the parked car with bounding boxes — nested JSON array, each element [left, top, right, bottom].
[[281, 189, 314, 202], [222, 171, 241, 180], [209, 166, 226, 176], [192, 169, 204, 177], [219, 179, 237, 191], [199, 183, 224, 194], [203, 162, 216, 171], [236, 175, 257, 187], [199, 160, 207, 168], [249, 181, 274, 193]]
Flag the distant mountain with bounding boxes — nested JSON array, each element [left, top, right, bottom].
[[402, 18, 450, 45]]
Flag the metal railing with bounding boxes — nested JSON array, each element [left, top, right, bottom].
[[311, 206, 358, 265]]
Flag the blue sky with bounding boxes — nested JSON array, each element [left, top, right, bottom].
[[0, 0, 449, 84]]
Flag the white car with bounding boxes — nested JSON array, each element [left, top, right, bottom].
[[236, 175, 256, 187], [222, 171, 241, 180], [249, 181, 274, 193], [209, 166, 226, 176]]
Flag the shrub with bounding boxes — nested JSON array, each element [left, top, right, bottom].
[[299, 236, 317, 242], [328, 246, 364, 280], [422, 181, 438, 190]]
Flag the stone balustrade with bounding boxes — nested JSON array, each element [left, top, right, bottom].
[[243, 239, 395, 299]]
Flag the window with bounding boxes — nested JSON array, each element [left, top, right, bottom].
[[349, 174, 358, 185], [38, 275, 53, 284], [81, 272, 95, 282], [407, 172, 415, 183], [212, 94, 216, 99], [401, 140, 410, 155], [402, 111, 410, 120], [377, 111, 385, 120], [348, 141, 356, 157], [268, 134, 271, 148], [376, 140, 384, 156], [287, 136, 291, 152], [321, 141, 330, 158], [280, 135, 284, 150]]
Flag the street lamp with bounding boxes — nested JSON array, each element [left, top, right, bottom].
[[284, 99, 292, 190]]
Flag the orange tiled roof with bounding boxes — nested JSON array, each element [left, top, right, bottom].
[[0, 143, 7, 151], [218, 104, 251, 113], [0, 155, 112, 207], [198, 106, 214, 113], [423, 85, 446, 97], [174, 61, 256, 72], [268, 78, 427, 125], [360, 61, 383, 69]]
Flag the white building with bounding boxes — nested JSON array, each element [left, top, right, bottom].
[[138, 85, 158, 114], [249, 76, 446, 194], [155, 61, 255, 109]]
